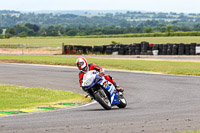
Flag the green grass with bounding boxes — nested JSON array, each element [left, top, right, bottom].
[[0, 36, 200, 46], [0, 55, 200, 76], [180, 131, 200, 133], [0, 84, 90, 110], [0, 44, 40, 49]]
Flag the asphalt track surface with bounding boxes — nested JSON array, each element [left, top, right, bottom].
[[0, 63, 200, 133]]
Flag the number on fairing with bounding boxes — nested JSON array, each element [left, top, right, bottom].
[[108, 85, 115, 94]]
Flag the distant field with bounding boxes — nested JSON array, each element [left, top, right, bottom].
[[0, 36, 200, 46]]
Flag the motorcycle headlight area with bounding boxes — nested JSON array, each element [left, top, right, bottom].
[[94, 78, 99, 83], [83, 77, 94, 86]]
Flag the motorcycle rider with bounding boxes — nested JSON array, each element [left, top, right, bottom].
[[76, 57, 124, 92]]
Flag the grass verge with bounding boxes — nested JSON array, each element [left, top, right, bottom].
[[1, 36, 200, 46], [0, 84, 90, 110], [0, 55, 200, 76], [180, 131, 200, 133]]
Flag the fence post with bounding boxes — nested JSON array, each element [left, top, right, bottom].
[[62, 43, 65, 54]]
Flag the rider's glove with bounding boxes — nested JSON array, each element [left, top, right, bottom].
[[99, 72, 104, 77], [98, 68, 105, 77]]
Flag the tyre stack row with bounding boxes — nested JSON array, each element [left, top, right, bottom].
[[118, 45, 125, 55], [172, 44, 178, 55], [93, 46, 107, 54], [178, 44, 185, 55], [128, 44, 134, 55], [63, 45, 93, 54], [167, 44, 173, 55], [140, 41, 149, 55], [63, 42, 199, 55], [135, 44, 141, 55], [163, 44, 168, 55], [64, 45, 76, 54], [73, 46, 93, 54], [105, 45, 114, 54], [152, 43, 197, 55], [105, 43, 198, 55], [190, 43, 196, 55], [184, 44, 190, 55], [125, 45, 130, 55]]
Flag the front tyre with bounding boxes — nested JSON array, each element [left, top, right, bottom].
[[94, 90, 111, 110], [117, 94, 127, 108]]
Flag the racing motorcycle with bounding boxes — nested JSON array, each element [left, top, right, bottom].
[[82, 70, 127, 110]]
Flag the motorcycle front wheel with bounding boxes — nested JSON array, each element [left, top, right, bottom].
[[94, 90, 111, 110]]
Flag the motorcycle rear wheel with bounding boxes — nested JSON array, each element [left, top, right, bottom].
[[117, 94, 127, 108]]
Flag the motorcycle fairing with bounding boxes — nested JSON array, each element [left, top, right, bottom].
[[100, 79, 120, 105]]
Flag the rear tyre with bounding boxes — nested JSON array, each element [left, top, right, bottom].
[[94, 90, 111, 110], [117, 94, 127, 108]]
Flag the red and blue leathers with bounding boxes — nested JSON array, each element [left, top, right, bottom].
[[78, 63, 115, 87]]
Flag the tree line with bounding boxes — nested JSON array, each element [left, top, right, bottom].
[[2, 23, 200, 38], [2, 10, 200, 38], [1, 10, 200, 29]]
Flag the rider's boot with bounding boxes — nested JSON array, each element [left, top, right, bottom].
[[113, 82, 124, 92], [85, 94, 94, 100]]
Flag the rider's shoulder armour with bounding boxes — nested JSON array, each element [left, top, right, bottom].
[[88, 63, 94, 67]]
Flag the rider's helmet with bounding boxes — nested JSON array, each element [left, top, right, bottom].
[[76, 57, 88, 72]]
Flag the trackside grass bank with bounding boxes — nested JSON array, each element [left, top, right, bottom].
[[179, 131, 200, 133], [0, 55, 200, 76], [0, 84, 90, 110], [1, 36, 200, 46]]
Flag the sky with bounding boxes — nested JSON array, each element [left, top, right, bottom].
[[0, 0, 200, 13]]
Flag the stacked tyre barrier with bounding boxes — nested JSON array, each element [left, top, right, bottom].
[[105, 45, 114, 55], [62, 42, 200, 55], [104, 42, 199, 55], [63, 45, 93, 54], [93, 46, 106, 54]]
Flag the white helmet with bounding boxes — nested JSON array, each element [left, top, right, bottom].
[[76, 57, 88, 71]]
